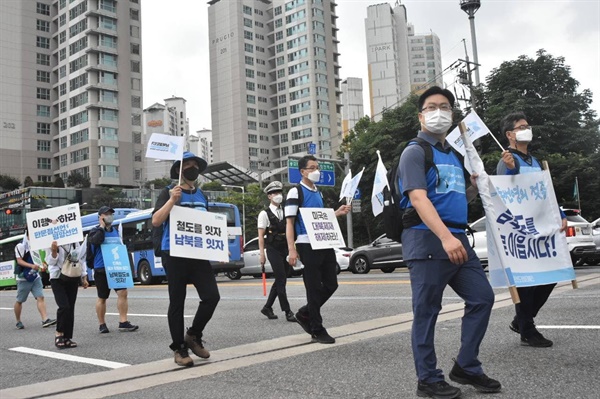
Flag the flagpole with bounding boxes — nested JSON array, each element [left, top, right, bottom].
[[178, 155, 184, 186], [576, 176, 581, 211], [490, 133, 505, 152]]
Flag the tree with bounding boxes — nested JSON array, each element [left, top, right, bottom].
[[482, 49, 600, 157], [53, 176, 65, 188], [145, 177, 171, 189], [66, 171, 91, 188], [0, 174, 20, 191], [219, 184, 268, 242], [201, 181, 225, 191], [23, 176, 34, 187]]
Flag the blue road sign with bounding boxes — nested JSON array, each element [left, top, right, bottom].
[[353, 188, 361, 200], [308, 142, 316, 155], [288, 159, 335, 187]]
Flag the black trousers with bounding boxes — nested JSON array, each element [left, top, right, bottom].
[[264, 246, 291, 312], [514, 283, 556, 337], [296, 244, 338, 334], [50, 278, 79, 339], [162, 252, 220, 351]]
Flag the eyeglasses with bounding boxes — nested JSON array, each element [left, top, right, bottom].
[[511, 125, 531, 131], [421, 104, 452, 113], [302, 166, 320, 171]]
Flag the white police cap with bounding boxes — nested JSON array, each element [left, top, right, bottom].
[[264, 181, 283, 194]]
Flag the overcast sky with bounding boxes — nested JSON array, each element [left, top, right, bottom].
[[141, 0, 600, 135]]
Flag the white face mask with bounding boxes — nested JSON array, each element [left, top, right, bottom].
[[515, 128, 533, 142], [308, 170, 321, 183], [272, 194, 283, 205], [423, 109, 453, 134]]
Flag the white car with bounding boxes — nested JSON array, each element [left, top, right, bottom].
[[562, 209, 596, 265], [590, 218, 600, 266], [226, 237, 303, 280], [335, 247, 353, 273], [466, 217, 488, 265]]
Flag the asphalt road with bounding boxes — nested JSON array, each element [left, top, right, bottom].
[[0, 267, 598, 399]]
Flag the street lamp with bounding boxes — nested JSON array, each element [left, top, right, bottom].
[[222, 184, 246, 243]]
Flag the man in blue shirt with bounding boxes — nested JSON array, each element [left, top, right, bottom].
[[496, 111, 568, 348], [285, 155, 350, 344], [398, 87, 501, 398]]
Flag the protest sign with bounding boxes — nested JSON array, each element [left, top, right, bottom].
[[169, 205, 229, 262], [299, 208, 346, 250], [101, 236, 134, 289], [26, 204, 83, 251]]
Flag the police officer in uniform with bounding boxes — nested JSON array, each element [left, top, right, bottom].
[[258, 181, 296, 322]]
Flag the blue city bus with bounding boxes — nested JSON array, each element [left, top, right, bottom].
[[117, 202, 244, 285]]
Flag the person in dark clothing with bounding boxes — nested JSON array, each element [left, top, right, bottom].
[[496, 111, 568, 348], [152, 151, 219, 367], [258, 181, 296, 322]]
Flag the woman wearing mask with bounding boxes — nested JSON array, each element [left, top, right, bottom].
[[257, 181, 296, 322], [46, 240, 88, 348]]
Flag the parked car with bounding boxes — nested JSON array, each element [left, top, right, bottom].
[[562, 209, 596, 265], [335, 247, 353, 274], [226, 237, 303, 280], [349, 234, 404, 274], [466, 217, 488, 266], [590, 218, 600, 266]]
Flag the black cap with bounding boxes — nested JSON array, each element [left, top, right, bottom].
[[98, 206, 115, 215]]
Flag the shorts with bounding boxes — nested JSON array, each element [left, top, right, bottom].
[[16, 278, 44, 303], [94, 269, 125, 299]]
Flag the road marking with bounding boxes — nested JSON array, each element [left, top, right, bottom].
[[9, 347, 130, 369], [223, 280, 410, 287], [105, 312, 192, 318], [538, 325, 600, 329], [2, 273, 599, 399]]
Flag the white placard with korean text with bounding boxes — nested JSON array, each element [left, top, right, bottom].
[[26, 204, 83, 251], [299, 208, 346, 250], [169, 205, 229, 262]]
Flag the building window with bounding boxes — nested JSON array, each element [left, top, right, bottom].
[[132, 131, 141, 144], [59, 100, 67, 114], [37, 19, 50, 32], [247, 94, 256, 104], [244, 30, 253, 40], [36, 36, 50, 49], [130, 8, 139, 20], [59, 14, 66, 27], [60, 154, 68, 167], [37, 140, 51, 152], [131, 96, 141, 108], [70, 128, 89, 145], [37, 122, 51, 135], [244, 56, 254, 66], [249, 148, 258, 157], [37, 105, 51, 117], [279, 121, 288, 130], [36, 53, 50, 66], [36, 87, 50, 100], [59, 48, 66, 61], [69, 74, 88, 91], [69, 55, 88, 73], [132, 114, 141, 126], [131, 60, 140, 73], [100, 71, 117, 85], [36, 2, 50, 16], [69, 36, 88, 55], [131, 78, 141, 90], [246, 82, 255, 91], [71, 148, 90, 163], [243, 5, 252, 15], [59, 83, 67, 96], [100, 109, 118, 121], [248, 134, 257, 143], [100, 127, 118, 140], [98, 16, 117, 31], [243, 18, 252, 28], [70, 110, 89, 127], [37, 158, 52, 170], [59, 65, 67, 78], [100, 53, 117, 67], [130, 25, 140, 37], [69, 1, 88, 19], [131, 43, 140, 54], [60, 136, 67, 149], [59, 118, 68, 131], [244, 43, 253, 53], [69, 19, 88, 37], [70, 92, 89, 108], [279, 107, 287, 117]]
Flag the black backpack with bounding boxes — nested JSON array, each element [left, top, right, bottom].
[[86, 226, 101, 266], [382, 137, 467, 243]]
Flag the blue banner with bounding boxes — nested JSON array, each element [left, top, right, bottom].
[[100, 242, 134, 289]]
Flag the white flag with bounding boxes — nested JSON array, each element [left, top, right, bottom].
[[371, 150, 390, 217], [339, 169, 353, 201], [347, 167, 365, 200], [447, 111, 491, 156], [145, 133, 185, 160]]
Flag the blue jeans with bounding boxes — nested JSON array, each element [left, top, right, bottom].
[[408, 254, 494, 383]]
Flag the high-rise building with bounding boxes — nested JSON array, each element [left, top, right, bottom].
[[0, 0, 144, 188], [142, 97, 190, 181], [208, 0, 342, 181], [341, 78, 364, 136], [194, 129, 213, 166], [364, 2, 410, 122], [407, 24, 443, 93], [365, 1, 442, 120]]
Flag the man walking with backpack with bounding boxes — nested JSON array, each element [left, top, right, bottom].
[[397, 87, 501, 398], [285, 155, 350, 344], [88, 206, 138, 334], [258, 181, 296, 322]]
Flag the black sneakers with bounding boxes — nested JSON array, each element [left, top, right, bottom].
[[261, 306, 278, 320], [99, 323, 109, 334], [42, 318, 57, 328], [521, 331, 553, 347], [118, 321, 139, 332], [174, 348, 194, 367], [509, 319, 520, 334], [449, 360, 502, 393], [311, 329, 335, 344], [185, 332, 210, 359], [285, 310, 297, 322], [295, 311, 311, 334], [416, 380, 461, 399]]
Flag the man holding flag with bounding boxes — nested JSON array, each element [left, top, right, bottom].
[[398, 87, 501, 398], [497, 111, 568, 348]]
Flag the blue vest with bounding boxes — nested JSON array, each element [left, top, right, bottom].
[[513, 152, 542, 174], [295, 185, 324, 237], [93, 228, 120, 269], [161, 189, 208, 251], [399, 143, 467, 233]]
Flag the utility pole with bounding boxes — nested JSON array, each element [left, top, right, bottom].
[[344, 151, 353, 248], [458, 39, 479, 111], [460, 0, 481, 86]]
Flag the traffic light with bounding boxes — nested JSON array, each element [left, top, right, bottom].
[[4, 209, 22, 215]]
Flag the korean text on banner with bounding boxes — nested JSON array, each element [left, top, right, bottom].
[[447, 112, 490, 156], [371, 150, 390, 217], [169, 205, 229, 262], [485, 172, 575, 288], [145, 133, 185, 160], [26, 203, 83, 251], [101, 237, 134, 289], [299, 208, 346, 250]]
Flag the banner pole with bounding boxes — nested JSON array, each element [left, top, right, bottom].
[[542, 161, 578, 290], [177, 155, 183, 186]]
